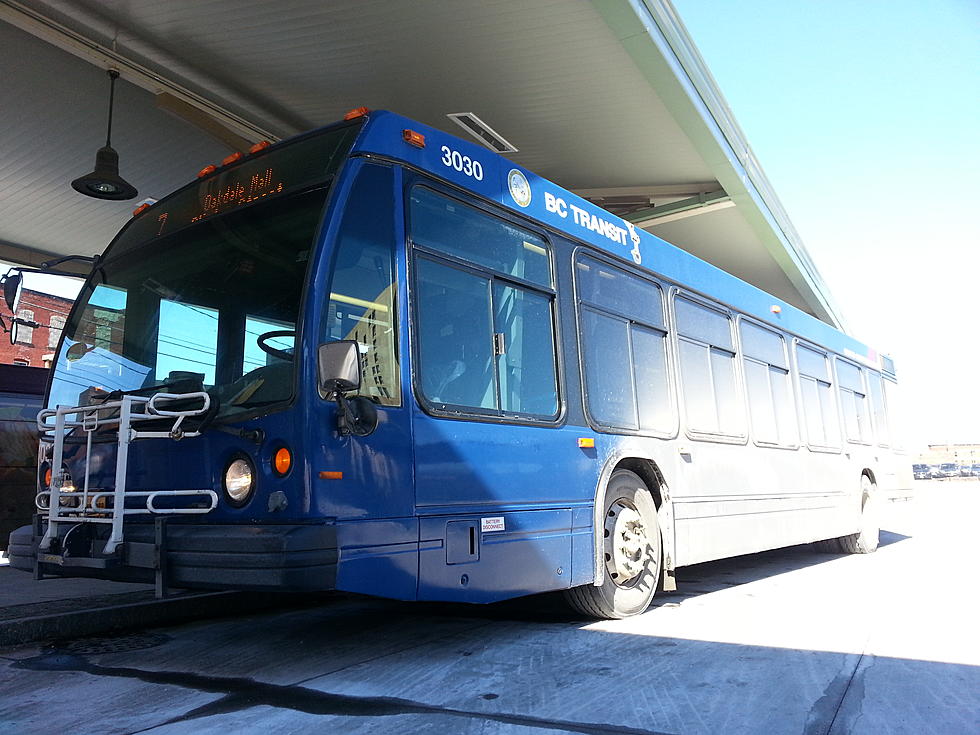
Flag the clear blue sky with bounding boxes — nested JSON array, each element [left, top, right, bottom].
[[673, 0, 980, 449]]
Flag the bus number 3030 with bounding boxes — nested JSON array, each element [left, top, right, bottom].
[[440, 146, 483, 181]]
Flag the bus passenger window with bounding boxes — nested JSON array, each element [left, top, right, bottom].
[[837, 360, 870, 444], [580, 309, 636, 428], [493, 283, 557, 416], [323, 164, 400, 406], [740, 321, 797, 446], [416, 259, 495, 409], [867, 372, 889, 446], [410, 187, 558, 420], [575, 254, 672, 435], [675, 296, 743, 438], [796, 344, 840, 449]]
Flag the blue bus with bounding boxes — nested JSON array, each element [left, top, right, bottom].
[[6, 109, 911, 618]]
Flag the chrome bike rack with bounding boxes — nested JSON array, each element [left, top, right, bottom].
[[36, 392, 218, 555]]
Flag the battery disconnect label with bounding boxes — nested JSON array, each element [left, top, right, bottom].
[[481, 516, 505, 533]]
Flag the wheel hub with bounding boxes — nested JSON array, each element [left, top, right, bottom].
[[604, 500, 650, 585]]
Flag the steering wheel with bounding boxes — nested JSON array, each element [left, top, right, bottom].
[[256, 330, 295, 361]]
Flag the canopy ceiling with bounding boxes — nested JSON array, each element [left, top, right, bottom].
[[0, 0, 843, 327]]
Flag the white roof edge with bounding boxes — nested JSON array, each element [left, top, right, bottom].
[[628, 0, 847, 330]]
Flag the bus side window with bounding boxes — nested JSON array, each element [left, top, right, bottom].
[[837, 359, 870, 444], [322, 164, 400, 406], [409, 186, 558, 419], [867, 372, 889, 446], [740, 320, 797, 447], [575, 254, 671, 434], [675, 295, 743, 438], [796, 344, 840, 449]]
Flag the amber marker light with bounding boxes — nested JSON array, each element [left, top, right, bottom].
[[197, 164, 217, 178], [44, 467, 52, 487], [319, 471, 343, 480], [344, 106, 370, 121], [578, 438, 595, 449], [402, 129, 426, 148], [273, 447, 292, 476], [222, 152, 244, 167], [770, 305, 782, 314], [132, 203, 150, 217], [249, 140, 272, 154]]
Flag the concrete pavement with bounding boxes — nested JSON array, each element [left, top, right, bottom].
[[1, 482, 977, 734]]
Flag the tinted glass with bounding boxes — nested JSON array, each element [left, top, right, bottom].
[[575, 255, 663, 327], [323, 164, 400, 405], [581, 309, 636, 428], [410, 187, 550, 287], [837, 360, 863, 393], [679, 339, 715, 433], [632, 325, 672, 432], [740, 321, 787, 368], [49, 189, 326, 418], [797, 344, 829, 380], [494, 283, 558, 416], [416, 259, 493, 409], [675, 297, 733, 350], [745, 359, 777, 443], [868, 372, 889, 445], [771, 366, 798, 445]]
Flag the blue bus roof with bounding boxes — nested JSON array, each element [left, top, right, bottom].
[[349, 111, 887, 374]]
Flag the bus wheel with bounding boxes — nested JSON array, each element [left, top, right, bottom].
[[837, 475, 879, 554], [564, 469, 662, 619]]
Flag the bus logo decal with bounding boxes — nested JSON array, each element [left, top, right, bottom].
[[507, 169, 532, 207]]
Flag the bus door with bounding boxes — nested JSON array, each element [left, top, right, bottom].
[[311, 161, 417, 599]]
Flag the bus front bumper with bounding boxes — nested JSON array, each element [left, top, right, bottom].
[[6, 518, 338, 592]]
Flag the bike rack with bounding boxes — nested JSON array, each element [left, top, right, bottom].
[[36, 392, 218, 555]]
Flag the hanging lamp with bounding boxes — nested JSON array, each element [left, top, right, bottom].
[[71, 69, 138, 200]]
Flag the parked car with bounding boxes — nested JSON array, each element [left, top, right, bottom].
[[959, 465, 974, 477], [912, 463, 931, 480], [972, 464, 980, 477], [938, 463, 959, 478]]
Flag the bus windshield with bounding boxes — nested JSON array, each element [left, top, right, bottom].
[[48, 186, 328, 422]]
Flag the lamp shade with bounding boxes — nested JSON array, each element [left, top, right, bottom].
[[71, 145, 138, 200]]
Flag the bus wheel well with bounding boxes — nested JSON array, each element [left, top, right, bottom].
[[613, 458, 664, 508]]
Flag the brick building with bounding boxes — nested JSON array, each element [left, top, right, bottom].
[[0, 289, 74, 368]]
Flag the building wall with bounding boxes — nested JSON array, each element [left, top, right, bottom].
[[916, 443, 980, 465], [0, 289, 74, 367]]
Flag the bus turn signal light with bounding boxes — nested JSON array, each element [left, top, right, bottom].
[[319, 471, 343, 480], [402, 129, 426, 148], [197, 164, 217, 179], [249, 140, 271, 154], [132, 203, 150, 217], [577, 438, 595, 448], [273, 447, 292, 476], [44, 467, 52, 488], [222, 152, 244, 166], [344, 106, 370, 121]]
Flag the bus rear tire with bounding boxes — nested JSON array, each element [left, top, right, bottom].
[[563, 469, 661, 619], [816, 475, 879, 554], [837, 475, 879, 554]]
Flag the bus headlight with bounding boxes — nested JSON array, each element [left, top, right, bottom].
[[223, 456, 255, 506]]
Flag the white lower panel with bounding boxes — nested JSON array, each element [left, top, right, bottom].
[[674, 497, 856, 567]]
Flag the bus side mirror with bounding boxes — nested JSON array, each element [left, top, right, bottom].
[[2, 270, 22, 312], [318, 340, 361, 395]]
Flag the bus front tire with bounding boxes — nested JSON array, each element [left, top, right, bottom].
[[564, 469, 662, 619]]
